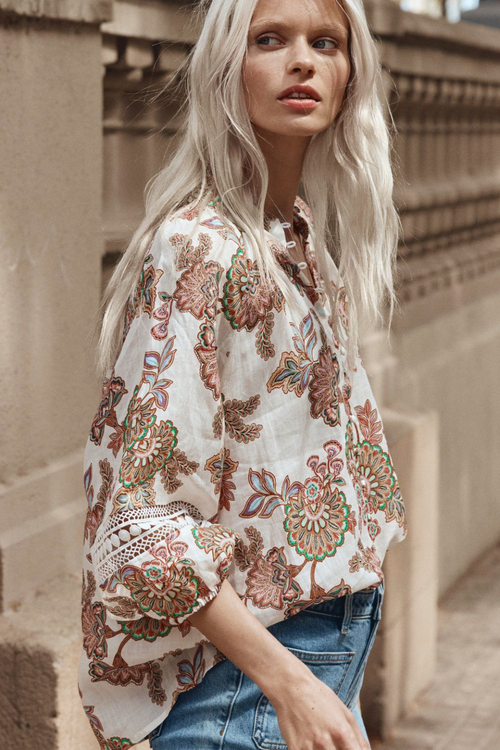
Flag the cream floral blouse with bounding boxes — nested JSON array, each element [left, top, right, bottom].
[[78, 190, 408, 748]]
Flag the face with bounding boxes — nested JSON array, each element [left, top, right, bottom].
[[243, 0, 351, 142]]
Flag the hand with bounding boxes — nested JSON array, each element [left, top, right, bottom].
[[271, 671, 370, 750]]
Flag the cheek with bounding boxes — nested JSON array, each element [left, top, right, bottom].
[[327, 58, 351, 109], [340, 56, 352, 92], [243, 57, 272, 111]]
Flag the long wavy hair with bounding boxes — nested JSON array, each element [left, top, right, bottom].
[[97, 0, 401, 376]]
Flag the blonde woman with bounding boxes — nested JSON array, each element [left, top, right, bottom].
[[78, 0, 408, 748]]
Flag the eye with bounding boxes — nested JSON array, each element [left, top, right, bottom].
[[313, 39, 339, 50], [256, 35, 282, 47]]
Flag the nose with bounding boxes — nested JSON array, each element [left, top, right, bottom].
[[287, 37, 315, 76]]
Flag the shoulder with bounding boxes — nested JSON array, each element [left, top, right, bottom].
[[153, 200, 244, 274]]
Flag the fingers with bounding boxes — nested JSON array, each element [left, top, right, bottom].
[[344, 706, 370, 750], [336, 723, 366, 750]]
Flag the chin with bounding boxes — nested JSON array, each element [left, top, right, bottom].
[[255, 118, 330, 138], [281, 125, 328, 138]]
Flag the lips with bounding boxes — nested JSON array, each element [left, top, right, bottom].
[[278, 85, 321, 102]]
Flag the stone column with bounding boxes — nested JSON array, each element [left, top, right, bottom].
[[0, 2, 112, 747], [357, 316, 440, 741]]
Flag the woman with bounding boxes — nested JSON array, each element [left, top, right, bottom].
[[78, 0, 408, 748]]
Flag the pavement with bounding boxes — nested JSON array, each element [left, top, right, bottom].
[[372, 539, 500, 750]]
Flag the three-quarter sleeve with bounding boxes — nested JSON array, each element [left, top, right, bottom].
[[88, 215, 240, 626]]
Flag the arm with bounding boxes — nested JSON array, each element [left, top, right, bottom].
[[189, 577, 370, 750], [188, 577, 313, 700], [90, 217, 240, 626]]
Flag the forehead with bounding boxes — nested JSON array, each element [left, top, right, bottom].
[[250, 0, 349, 33]]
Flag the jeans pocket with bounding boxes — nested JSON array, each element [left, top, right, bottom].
[[251, 647, 355, 750], [344, 587, 384, 711]]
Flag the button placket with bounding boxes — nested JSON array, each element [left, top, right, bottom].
[[266, 212, 329, 311]]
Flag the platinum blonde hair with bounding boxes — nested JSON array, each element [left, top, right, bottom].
[[97, 0, 401, 376]]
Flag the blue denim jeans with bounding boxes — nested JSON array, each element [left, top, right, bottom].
[[149, 581, 384, 749]]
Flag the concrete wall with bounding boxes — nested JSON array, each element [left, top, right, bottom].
[[0, 9, 106, 611], [364, 0, 500, 599], [0, 6, 109, 746], [390, 274, 500, 597]]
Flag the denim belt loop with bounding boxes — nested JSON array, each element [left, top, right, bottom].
[[341, 592, 353, 634], [373, 581, 384, 622]]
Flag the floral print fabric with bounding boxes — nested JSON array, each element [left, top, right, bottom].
[[78, 192, 407, 748]]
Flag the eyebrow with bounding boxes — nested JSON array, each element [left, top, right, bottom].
[[249, 18, 349, 39]]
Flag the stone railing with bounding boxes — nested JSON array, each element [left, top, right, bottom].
[[365, 0, 500, 315], [101, 0, 197, 286], [101, 1, 500, 315]]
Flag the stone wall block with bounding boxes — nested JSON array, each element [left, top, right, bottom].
[[0, 0, 112, 24], [360, 407, 440, 739]]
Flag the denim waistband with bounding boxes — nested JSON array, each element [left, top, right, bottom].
[[304, 579, 385, 633]]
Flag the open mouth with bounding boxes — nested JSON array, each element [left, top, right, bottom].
[[278, 86, 321, 103], [281, 94, 317, 102]]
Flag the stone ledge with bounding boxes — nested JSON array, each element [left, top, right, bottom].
[[0, 0, 113, 25], [365, 0, 500, 55], [0, 498, 85, 613], [0, 572, 149, 749], [101, 0, 199, 43]]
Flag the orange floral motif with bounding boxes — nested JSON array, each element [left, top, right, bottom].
[[111, 479, 156, 514], [345, 407, 406, 536], [123, 562, 201, 620], [120, 616, 172, 642], [194, 319, 220, 398], [216, 395, 263, 443], [222, 248, 275, 331], [348, 538, 384, 583], [173, 260, 223, 320], [81, 570, 112, 660], [122, 253, 163, 342], [244, 546, 304, 610], [83, 460, 113, 547], [192, 524, 239, 562], [205, 448, 239, 512], [267, 312, 317, 398], [222, 247, 284, 358], [308, 344, 342, 426], [171, 643, 207, 705], [285, 578, 353, 618], [120, 420, 178, 488], [90, 374, 127, 446], [169, 231, 212, 271], [123, 395, 156, 447], [284, 483, 352, 562]]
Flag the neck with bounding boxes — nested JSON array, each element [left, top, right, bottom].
[[254, 127, 311, 226]]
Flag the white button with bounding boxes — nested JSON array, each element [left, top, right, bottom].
[[297, 261, 308, 269], [281, 221, 292, 229], [286, 240, 296, 249]]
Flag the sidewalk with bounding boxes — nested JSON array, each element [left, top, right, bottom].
[[372, 539, 500, 750]]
